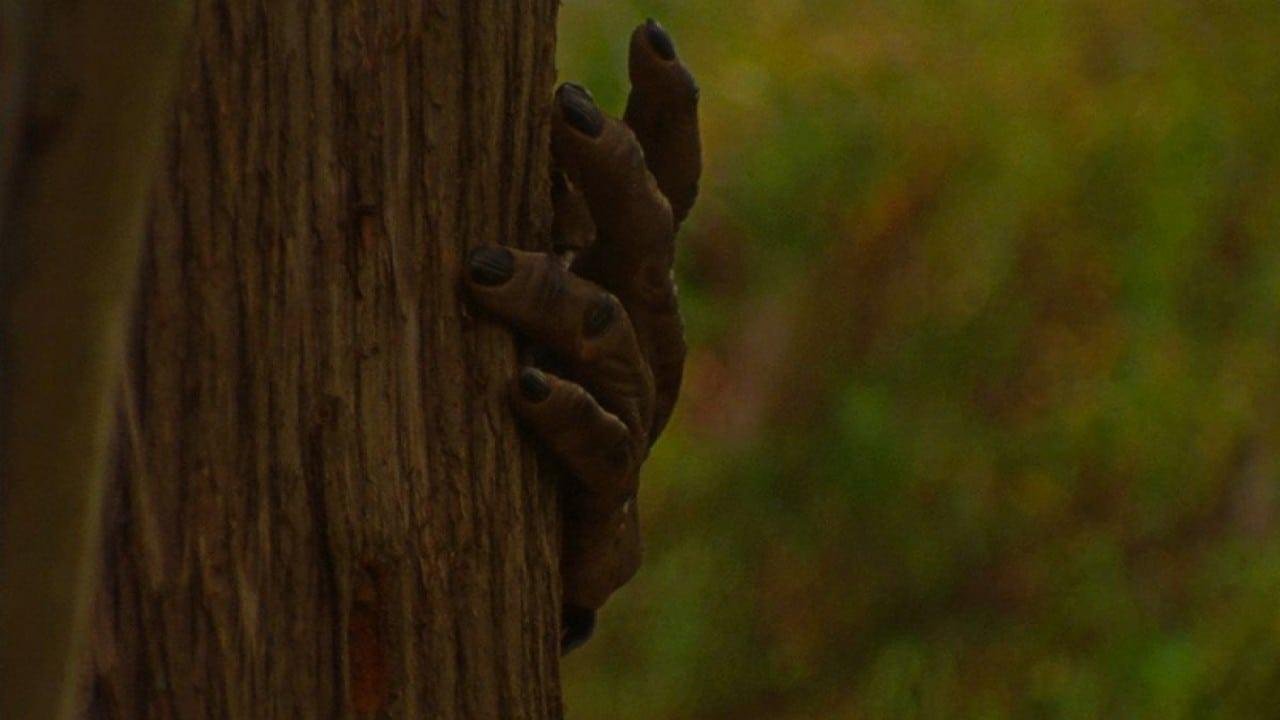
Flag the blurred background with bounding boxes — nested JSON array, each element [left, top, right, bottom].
[[557, 1, 1280, 718]]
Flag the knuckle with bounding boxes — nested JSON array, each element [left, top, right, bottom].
[[638, 260, 679, 312], [605, 437, 633, 473], [603, 127, 648, 179], [529, 254, 570, 314], [567, 390, 601, 427], [680, 69, 701, 107]]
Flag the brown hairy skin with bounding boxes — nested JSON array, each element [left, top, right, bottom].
[[464, 19, 701, 652]]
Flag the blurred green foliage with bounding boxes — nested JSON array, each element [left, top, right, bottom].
[[557, 1, 1280, 718]]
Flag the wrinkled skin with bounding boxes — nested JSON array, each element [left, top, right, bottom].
[[464, 19, 701, 653]]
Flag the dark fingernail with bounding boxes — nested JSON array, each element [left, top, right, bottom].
[[558, 83, 604, 138], [645, 18, 677, 61], [551, 169, 569, 197], [562, 605, 597, 654], [583, 295, 616, 338], [468, 246, 514, 286], [519, 367, 552, 402]]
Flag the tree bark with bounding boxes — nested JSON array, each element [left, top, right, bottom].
[[88, 2, 564, 718]]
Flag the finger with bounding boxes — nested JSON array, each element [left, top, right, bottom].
[[551, 82, 675, 283], [465, 245, 655, 435], [625, 19, 702, 227], [511, 367, 640, 515], [512, 367, 646, 612], [563, 498, 642, 611], [550, 170, 596, 262]]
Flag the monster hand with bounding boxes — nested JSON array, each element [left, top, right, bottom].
[[464, 19, 701, 654]]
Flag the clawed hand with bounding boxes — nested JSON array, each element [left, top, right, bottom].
[[464, 19, 701, 653]]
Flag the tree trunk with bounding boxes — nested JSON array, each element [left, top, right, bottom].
[[89, 2, 564, 718]]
